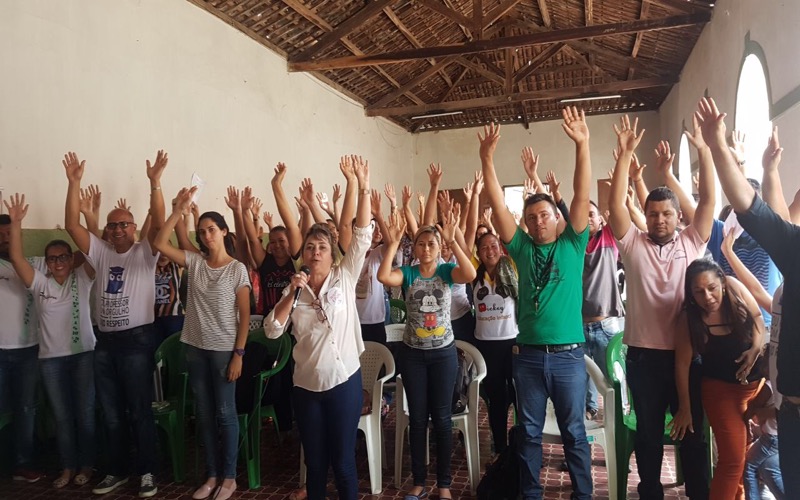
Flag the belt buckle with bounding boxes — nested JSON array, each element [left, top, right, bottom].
[[545, 345, 556, 354]]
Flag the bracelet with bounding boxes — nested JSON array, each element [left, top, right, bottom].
[[359, 188, 370, 195], [151, 186, 161, 191], [233, 348, 245, 357]]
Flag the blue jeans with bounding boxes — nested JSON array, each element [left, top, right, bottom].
[[94, 325, 159, 476], [40, 351, 96, 470], [778, 400, 800, 498], [512, 344, 592, 500], [744, 433, 784, 499], [399, 342, 458, 489], [626, 347, 708, 500], [186, 345, 239, 479], [294, 369, 362, 500], [0, 345, 39, 468], [583, 317, 621, 412]]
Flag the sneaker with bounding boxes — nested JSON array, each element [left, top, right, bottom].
[[138, 473, 157, 498], [12, 468, 43, 483], [92, 475, 129, 494]]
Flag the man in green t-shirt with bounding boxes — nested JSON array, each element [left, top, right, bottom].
[[478, 107, 593, 500]]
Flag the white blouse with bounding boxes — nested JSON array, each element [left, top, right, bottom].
[[265, 222, 373, 392]]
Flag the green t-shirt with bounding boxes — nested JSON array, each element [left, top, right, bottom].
[[401, 263, 455, 349], [505, 225, 588, 345]]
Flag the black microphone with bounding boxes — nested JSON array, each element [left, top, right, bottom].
[[291, 265, 311, 310]]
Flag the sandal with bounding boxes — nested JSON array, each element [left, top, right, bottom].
[[53, 474, 72, 489], [288, 487, 308, 500], [403, 490, 428, 500], [73, 469, 93, 486]]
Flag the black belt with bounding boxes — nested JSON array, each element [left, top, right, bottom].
[[521, 343, 581, 354]]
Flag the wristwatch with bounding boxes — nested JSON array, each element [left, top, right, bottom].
[[233, 348, 246, 357]]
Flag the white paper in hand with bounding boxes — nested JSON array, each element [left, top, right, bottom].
[[723, 209, 744, 239], [190, 173, 206, 203]]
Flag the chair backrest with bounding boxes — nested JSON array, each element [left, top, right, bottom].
[[454, 340, 487, 414], [389, 298, 407, 324], [249, 315, 265, 332], [155, 332, 188, 402], [247, 328, 292, 376], [360, 341, 396, 398], [606, 332, 630, 414]]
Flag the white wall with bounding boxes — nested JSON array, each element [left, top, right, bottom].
[[411, 111, 662, 204], [659, 0, 800, 203], [0, 0, 412, 228]]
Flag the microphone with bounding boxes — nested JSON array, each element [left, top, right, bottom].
[[291, 265, 311, 311]]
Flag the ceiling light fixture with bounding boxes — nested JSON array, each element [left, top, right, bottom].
[[559, 94, 622, 103], [410, 111, 464, 120]]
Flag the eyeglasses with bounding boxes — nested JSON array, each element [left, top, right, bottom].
[[46, 254, 72, 264], [106, 221, 135, 230], [311, 298, 330, 327]]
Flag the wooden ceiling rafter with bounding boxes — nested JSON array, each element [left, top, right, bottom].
[[628, 0, 652, 79], [382, 6, 453, 87], [288, 13, 711, 71], [410, 66, 471, 132]]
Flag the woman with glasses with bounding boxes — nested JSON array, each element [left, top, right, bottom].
[[3, 194, 97, 490], [153, 190, 251, 500], [264, 156, 373, 500], [377, 208, 477, 500]]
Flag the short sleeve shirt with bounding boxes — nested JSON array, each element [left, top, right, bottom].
[[0, 257, 48, 348], [258, 253, 297, 315], [355, 246, 386, 325], [401, 263, 455, 349], [505, 225, 589, 345]]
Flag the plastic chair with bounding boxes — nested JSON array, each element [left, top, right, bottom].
[[153, 332, 189, 482], [394, 340, 487, 495], [237, 329, 293, 490], [249, 328, 293, 442], [299, 341, 396, 494], [389, 298, 407, 324], [248, 314, 264, 332], [542, 355, 616, 500]]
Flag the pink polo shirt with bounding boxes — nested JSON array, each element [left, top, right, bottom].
[[618, 224, 707, 350]]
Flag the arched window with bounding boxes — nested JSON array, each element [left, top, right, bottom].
[[734, 52, 772, 182]]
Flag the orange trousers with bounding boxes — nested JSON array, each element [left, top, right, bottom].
[[701, 377, 762, 500]]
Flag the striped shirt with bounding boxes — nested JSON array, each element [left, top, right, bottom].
[[180, 252, 251, 351], [154, 261, 184, 318]]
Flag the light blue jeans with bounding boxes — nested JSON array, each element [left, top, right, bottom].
[[583, 317, 622, 411], [744, 433, 784, 500], [186, 345, 239, 479], [40, 351, 96, 470]]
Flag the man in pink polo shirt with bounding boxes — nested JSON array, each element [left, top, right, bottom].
[[607, 115, 715, 500]]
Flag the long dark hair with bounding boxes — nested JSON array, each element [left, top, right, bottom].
[[683, 259, 755, 354], [196, 211, 236, 258]]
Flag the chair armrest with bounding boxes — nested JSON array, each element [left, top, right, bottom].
[[584, 355, 611, 393]]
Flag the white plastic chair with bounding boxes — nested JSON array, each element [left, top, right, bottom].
[[394, 340, 487, 495], [299, 341, 396, 494], [542, 355, 617, 500], [248, 314, 264, 332]]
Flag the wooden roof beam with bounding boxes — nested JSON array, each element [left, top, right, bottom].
[[456, 56, 506, 86], [382, 7, 453, 86], [366, 76, 676, 116], [513, 42, 565, 84], [416, 0, 473, 34], [585, 0, 593, 26], [368, 56, 459, 109], [629, 0, 652, 79], [289, 13, 711, 71], [291, 0, 397, 62], [484, 0, 524, 29], [537, 0, 552, 28]]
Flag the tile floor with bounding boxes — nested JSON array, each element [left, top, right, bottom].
[[0, 399, 692, 499]]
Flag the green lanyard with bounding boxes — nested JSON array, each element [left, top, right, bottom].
[[69, 273, 81, 348]]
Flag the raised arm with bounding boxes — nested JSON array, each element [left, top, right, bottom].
[[697, 97, 754, 213], [240, 186, 267, 267], [761, 126, 790, 221], [338, 155, 358, 250], [79, 185, 102, 237], [145, 150, 168, 251], [561, 106, 591, 233], [401, 185, 419, 237], [440, 206, 477, 284], [721, 231, 773, 311], [423, 163, 442, 226], [176, 209, 199, 254], [4, 194, 34, 287], [332, 183, 342, 226], [628, 152, 649, 210], [63, 152, 91, 254], [608, 116, 645, 240], [478, 123, 517, 243], [377, 212, 405, 287], [271, 162, 303, 256], [521, 147, 546, 194], [300, 178, 328, 224], [370, 189, 389, 240], [626, 186, 648, 232], [655, 140, 696, 225], [153, 188, 196, 268], [463, 171, 483, 250]]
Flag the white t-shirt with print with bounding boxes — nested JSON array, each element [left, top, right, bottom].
[[87, 233, 159, 332], [355, 247, 386, 325], [30, 266, 96, 358], [0, 257, 47, 348], [473, 276, 519, 341]]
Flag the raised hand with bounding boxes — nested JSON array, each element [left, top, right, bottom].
[[385, 211, 407, 245], [272, 162, 287, 187], [478, 123, 501, 161], [89, 184, 102, 214], [402, 185, 412, 207], [762, 126, 783, 172], [241, 186, 255, 211], [439, 205, 460, 243], [263, 211, 273, 229], [315, 192, 331, 212], [190, 202, 200, 219], [463, 182, 474, 204], [427, 163, 443, 186], [523, 178, 536, 199], [696, 97, 727, 148], [721, 227, 736, 257], [473, 171, 484, 195], [225, 186, 241, 211], [613, 114, 645, 152], [79, 188, 93, 214], [3, 193, 29, 222], [146, 150, 168, 181], [116, 198, 130, 211], [684, 112, 707, 150], [299, 178, 316, 206], [173, 187, 197, 215], [521, 147, 539, 179], [252, 197, 263, 218], [416, 192, 425, 207], [62, 152, 85, 183], [730, 129, 746, 164], [655, 140, 676, 177], [437, 190, 453, 215], [545, 170, 561, 196], [481, 207, 493, 225], [339, 155, 356, 181], [561, 106, 590, 144], [384, 183, 397, 208], [353, 156, 369, 186], [370, 189, 382, 217]]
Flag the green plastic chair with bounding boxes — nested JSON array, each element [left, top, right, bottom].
[[237, 329, 293, 489], [153, 332, 189, 483], [389, 298, 407, 324]]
